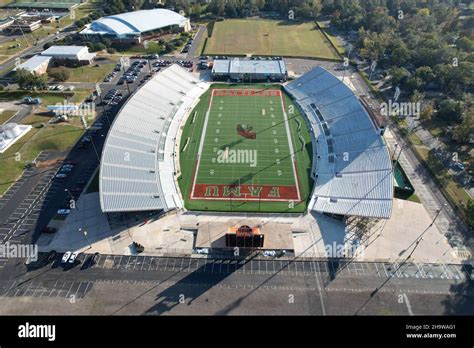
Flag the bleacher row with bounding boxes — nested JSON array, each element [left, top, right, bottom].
[[100, 64, 209, 213], [284, 67, 393, 219]]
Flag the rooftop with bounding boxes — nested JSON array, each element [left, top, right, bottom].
[[42, 45, 87, 56], [213, 58, 287, 75], [81, 9, 189, 36]]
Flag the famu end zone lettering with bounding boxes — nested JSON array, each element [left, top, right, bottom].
[[193, 184, 299, 202]]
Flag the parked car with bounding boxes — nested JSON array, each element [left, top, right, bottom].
[[68, 251, 79, 264], [90, 252, 100, 266], [61, 251, 71, 263], [57, 209, 71, 215], [55, 173, 67, 179]]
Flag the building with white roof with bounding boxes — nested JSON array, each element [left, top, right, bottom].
[[0, 123, 33, 154], [212, 58, 288, 82], [80, 9, 191, 44], [41, 45, 96, 65], [15, 55, 51, 75]]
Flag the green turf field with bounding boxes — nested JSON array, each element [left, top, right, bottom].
[[179, 84, 313, 213], [203, 19, 340, 59]]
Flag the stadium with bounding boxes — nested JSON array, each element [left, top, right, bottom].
[[80, 9, 191, 44], [99, 64, 393, 222]]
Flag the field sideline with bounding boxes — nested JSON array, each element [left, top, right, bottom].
[[203, 19, 340, 59]]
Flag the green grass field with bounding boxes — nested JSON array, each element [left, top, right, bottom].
[[179, 84, 313, 213], [203, 19, 340, 59]]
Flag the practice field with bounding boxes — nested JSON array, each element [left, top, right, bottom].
[[203, 19, 339, 59], [179, 85, 313, 213]]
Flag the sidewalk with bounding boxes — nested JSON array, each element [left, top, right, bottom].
[[385, 129, 469, 253]]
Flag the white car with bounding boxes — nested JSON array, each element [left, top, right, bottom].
[[66, 86, 75, 91], [61, 251, 71, 263], [60, 166, 73, 172], [196, 248, 209, 254], [68, 252, 79, 263], [57, 209, 71, 215], [55, 173, 67, 179]]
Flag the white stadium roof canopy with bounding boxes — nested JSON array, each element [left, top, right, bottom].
[[81, 9, 189, 37], [99, 64, 210, 213], [284, 67, 393, 219]]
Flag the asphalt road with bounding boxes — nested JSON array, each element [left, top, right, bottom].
[[0, 254, 471, 315]]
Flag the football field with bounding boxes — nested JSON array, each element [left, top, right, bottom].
[[202, 19, 340, 59], [189, 88, 301, 202]]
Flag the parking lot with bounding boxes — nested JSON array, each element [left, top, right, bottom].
[[79, 254, 472, 282], [1, 278, 93, 299]]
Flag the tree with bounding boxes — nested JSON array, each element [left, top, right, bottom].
[[15, 69, 48, 90], [453, 107, 474, 144], [48, 67, 70, 82], [389, 66, 410, 87], [437, 99, 464, 123], [420, 103, 435, 121]]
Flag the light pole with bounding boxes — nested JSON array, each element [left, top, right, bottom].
[[79, 228, 92, 249]]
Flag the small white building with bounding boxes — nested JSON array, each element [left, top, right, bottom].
[[15, 55, 52, 75], [0, 123, 33, 154], [41, 45, 96, 65]]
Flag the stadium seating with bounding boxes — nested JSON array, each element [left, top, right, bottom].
[[285, 67, 393, 219], [100, 64, 210, 213]]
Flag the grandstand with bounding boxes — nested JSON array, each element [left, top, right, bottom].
[[284, 67, 393, 219], [99, 64, 210, 213]]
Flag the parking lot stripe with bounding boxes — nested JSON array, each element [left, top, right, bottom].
[[64, 282, 74, 298], [171, 258, 176, 271]]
